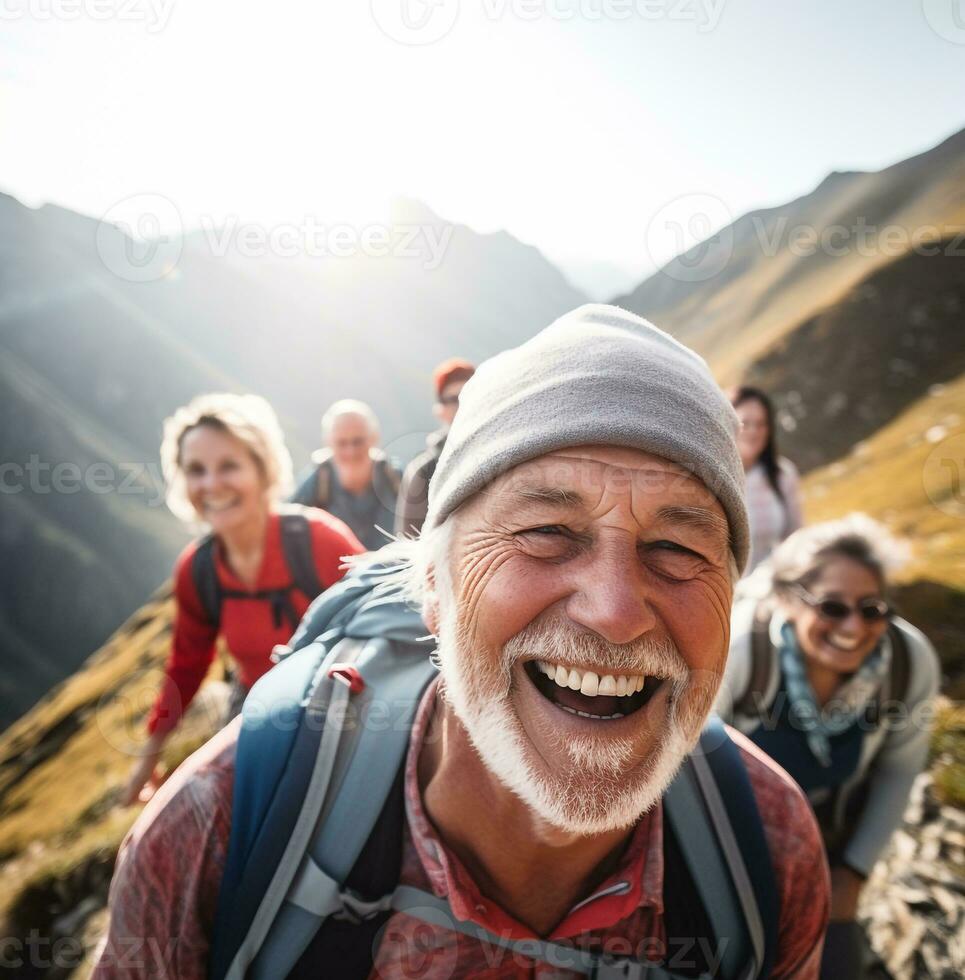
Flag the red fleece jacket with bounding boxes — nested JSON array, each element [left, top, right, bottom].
[[147, 508, 363, 736]]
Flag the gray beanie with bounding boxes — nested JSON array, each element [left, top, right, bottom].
[[425, 304, 749, 572]]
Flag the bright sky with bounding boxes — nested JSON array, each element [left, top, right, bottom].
[[2, 0, 964, 292]]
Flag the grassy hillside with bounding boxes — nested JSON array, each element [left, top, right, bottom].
[[0, 589, 221, 978], [804, 373, 965, 694], [741, 244, 965, 473]]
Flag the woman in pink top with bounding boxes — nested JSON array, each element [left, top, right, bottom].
[[730, 386, 804, 575]]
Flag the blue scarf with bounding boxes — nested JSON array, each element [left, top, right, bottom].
[[779, 621, 889, 767]]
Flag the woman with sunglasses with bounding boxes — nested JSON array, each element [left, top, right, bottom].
[[716, 514, 940, 979]]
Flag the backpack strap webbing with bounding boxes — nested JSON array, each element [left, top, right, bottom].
[[735, 603, 774, 718], [378, 456, 401, 496], [284, 764, 406, 979], [189, 514, 321, 633], [883, 622, 911, 706], [314, 458, 332, 510], [191, 534, 223, 628], [278, 512, 323, 600], [692, 718, 780, 980], [213, 637, 438, 980], [209, 639, 342, 980]]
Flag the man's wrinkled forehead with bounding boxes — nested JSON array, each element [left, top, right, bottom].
[[499, 447, 717, 501], [469, 446, 728, 533]]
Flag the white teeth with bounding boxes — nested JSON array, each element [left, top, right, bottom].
[[537, 662, 647, 698], [580, 672, 599, 696], [204, 498, 239, 512], [558, 704, 623, 720], [829, 635, 858, 650]]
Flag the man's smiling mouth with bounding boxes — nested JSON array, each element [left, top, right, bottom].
[[523, 660, 666, 721]]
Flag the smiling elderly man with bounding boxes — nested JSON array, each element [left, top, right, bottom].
[[94, 305, 828, 979]]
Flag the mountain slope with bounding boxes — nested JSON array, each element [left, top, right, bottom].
[[738, 244, 965, 473], [615, 126, 965, 383], [0, 191, 586, 727]]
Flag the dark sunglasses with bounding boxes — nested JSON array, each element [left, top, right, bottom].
[[791, 585, 891, 623], [334, 436, 368, 450]]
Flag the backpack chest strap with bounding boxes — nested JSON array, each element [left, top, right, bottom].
[[390, 885, 719, 978]]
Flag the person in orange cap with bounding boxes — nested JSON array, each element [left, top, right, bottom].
[[394, 357, 475, 536]]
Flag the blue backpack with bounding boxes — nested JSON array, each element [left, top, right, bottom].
[[209, 564, 780, 979]]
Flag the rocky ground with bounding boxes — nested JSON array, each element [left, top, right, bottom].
[[860, 774, 965, 980]]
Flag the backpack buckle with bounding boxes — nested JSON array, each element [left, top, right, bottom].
[[590, 960, 649, 979], [337, 889, 394, 925], [328, 664, 366, 695]]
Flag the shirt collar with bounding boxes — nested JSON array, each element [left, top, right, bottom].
[[402, 678, 665, 940]]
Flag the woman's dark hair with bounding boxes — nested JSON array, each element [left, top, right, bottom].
[[730, 385, 784, 504]]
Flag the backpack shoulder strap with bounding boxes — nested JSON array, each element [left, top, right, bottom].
[[735, 602, 776, 717], [884, 621, 911, 705], [208, 638, 338, 980], [664, 719, 780, 980], [278, 511, 323, 600], [211, 633, 438, 980], [316, 458, 332, 509], [191, 534, 223, 628], [379, 456, 401, 496], [305, 452, 335, 510]]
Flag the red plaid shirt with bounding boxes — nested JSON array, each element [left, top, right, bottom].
[[94, 682, 828, 978]]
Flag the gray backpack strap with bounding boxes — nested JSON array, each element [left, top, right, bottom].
[[735, 603, 775, 718], [390, 886, 675, 978], [223, 635, 364, 980], [671, 750, 766, 980], [243, 639, 437, 980], [315, 458, 332, 510]]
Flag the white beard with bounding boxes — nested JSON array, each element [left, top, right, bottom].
[[433, 604, 717, 835]]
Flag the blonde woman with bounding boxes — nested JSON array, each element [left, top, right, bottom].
[[121, 393, 362, 805]]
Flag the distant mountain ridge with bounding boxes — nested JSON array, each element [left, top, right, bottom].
[[614, 125, 965, 474], [615, 126, 965, 385], [0, 191, 586, 727]]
